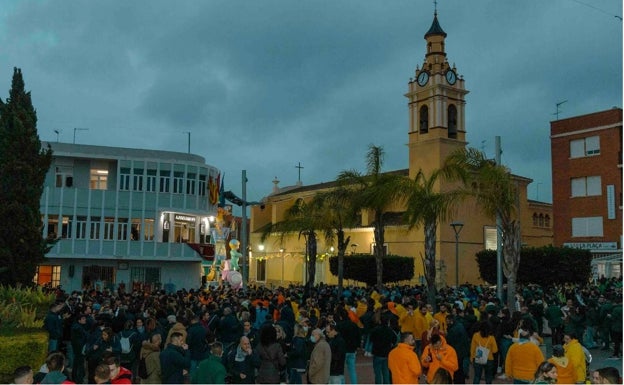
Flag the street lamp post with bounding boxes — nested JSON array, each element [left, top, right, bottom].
[[450, 221, 464, 288]]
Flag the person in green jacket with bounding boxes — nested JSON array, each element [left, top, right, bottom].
[[191, 341, 227, 384]]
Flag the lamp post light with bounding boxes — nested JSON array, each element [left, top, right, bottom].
[[279, 248, 285, 285], [450, 221, 464, 288]]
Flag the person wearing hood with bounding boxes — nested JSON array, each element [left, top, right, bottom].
[[225, 336, 259, 384], [563, 331, 586, 384], [40, 352, 74, 384], [421, 333, 459, 384], [505, 328, 545, 384], [139, 333, 162, 384], [548, 344, 576, 384]]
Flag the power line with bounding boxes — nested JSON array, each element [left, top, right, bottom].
[[569, 0, 622, 21]]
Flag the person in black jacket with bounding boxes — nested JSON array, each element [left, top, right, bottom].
[[186, 314, 208, 376], [335, 307, 361, 384], [160, 331, 191, 384], [226, 336, 259, 384], [369, 313, 396, 384], [70, 314, 90, 383], [325, 322, 346, 384], [43, 302, 64, 353]]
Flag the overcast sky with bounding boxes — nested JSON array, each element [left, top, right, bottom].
[[0, 0, 621, 205]]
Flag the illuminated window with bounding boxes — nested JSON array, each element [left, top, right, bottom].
[[90, 169, 108, 190]]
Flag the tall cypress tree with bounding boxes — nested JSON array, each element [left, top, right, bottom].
[[0, 68, 52, 286]]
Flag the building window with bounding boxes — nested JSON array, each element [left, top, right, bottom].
[[370, 243, 389, 255], [131, 266, 161, 284], [256, 259, 266, 281], [570, 135, 600, 158], [146, 170, 157, 192], [159, 170, 170, 193], [119, 168, 131, 191], [571, 176, 601, 197], [34, 265, 61, 287], [75, 216, 87, 239], [55, 166, 73, 188], [103, 218, 115, 240], [173, 171, 184, 194], [448, 104, 457, 139], [89, 217, 101, 240], [90, 169, 108, 190], [187, 173, 196, 195], [133, 169, 144, 191], [420, 105, 429, 134], [484, 226, 498, 250], [544, 215, 550, 228], [198, 175, 207, 196], [143, 219, 154, 240], [117, 219, 129, 240], [572, 216, 603, 237], [532, 213, 538, 226]]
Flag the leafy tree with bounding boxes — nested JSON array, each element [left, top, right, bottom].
[[337, 145, 407, 291], [444, 147, 521, 310], [0, 68, 52, 286], [403, 169, 463, 310], [329, 254, 414, 286], [311, 187, 358, 293]]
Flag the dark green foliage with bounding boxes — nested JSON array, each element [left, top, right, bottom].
[[476, 246, 592, 286], [0, 68, 52, 286], [329, 254, 414, 286]]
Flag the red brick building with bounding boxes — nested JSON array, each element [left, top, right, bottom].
[[550, 108, 622, 278]]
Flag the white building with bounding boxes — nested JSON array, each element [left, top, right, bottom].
[[38, 142, 221, 293]]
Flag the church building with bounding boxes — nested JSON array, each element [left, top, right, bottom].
[[248, 12, 553, 287]]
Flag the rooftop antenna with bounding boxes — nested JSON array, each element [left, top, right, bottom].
[[183, 131, 191, 153], [73, 127, 89, 144], [53, 129, 61, 143], [295, 162, 304, 185], [553, 100, 568, 120]]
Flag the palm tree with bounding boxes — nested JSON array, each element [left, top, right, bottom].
[[311, 187, 359, 293], [261, 197, 319, 295], [403, 168, 463, 309], [443, 147, 521, 310], [337, 145, 407, 291]]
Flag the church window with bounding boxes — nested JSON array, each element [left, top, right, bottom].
[[448, 104, 457, 138], [420, 105, 429, 133]]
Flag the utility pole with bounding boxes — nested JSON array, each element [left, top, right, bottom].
[[495, 136, 503, 302]]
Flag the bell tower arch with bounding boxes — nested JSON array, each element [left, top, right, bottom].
[[405, 11, 469, 178]]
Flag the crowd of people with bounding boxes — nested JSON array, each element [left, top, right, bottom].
[[16, 275, 622, 384]]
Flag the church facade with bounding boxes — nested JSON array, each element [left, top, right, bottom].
[[248, 13, 553, 287]]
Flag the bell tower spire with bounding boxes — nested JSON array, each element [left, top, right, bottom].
[[405, 10, 469, 178]]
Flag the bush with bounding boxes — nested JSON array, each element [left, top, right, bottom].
[[0, 330, 48, 382], [329, 254, 415, 286], [476, 245, 592, 285]]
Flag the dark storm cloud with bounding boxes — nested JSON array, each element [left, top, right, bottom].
[[0, 0, 621, 203]]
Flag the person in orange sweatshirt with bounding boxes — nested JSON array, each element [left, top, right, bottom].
[[505, 330, 545, 383], [388, 332, 422, 384], [421, 333, 459, 384]]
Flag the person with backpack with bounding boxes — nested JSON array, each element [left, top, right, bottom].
[[138, 333, 162, 384], [118, 320, 138, 378]]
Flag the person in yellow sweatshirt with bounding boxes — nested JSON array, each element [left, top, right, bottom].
[[548, 344, 576, 385], [563, 332, 586, 384], [470, 322, 499, 384], [413, 304, 430, 355]]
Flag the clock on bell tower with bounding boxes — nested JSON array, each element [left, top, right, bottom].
[[405, 11, 469, 179]]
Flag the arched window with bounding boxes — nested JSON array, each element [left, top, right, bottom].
[[544, 215, 551, 228], [420, 105, 429, 134], [533, 213, 538, 226], [538, 214, 544, 227], [448, 104, 457, 138]]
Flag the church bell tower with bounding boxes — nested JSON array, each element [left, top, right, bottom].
[[405, 11, 469, 178]]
